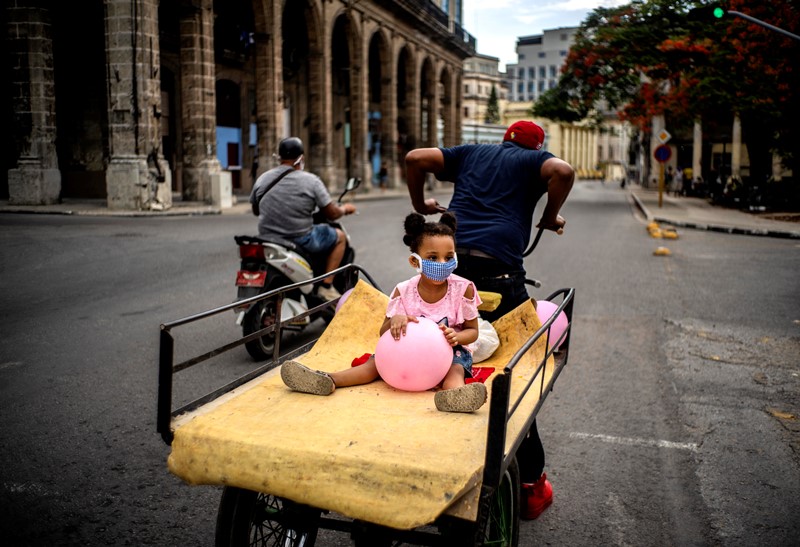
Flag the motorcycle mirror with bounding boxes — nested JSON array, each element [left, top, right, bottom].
[[345, 177, 361, 191]]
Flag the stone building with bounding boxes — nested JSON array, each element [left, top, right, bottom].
[[461, 53, 507, 143], [5, 0, 474, 210]]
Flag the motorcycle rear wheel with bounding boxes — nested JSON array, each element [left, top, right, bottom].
[[243, 296, 279, 361]]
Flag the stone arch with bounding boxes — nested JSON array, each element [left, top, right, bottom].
[[281, 0, 324, 173], [330, 10, 362, 182], [396, 44, 416, 178], [419, 56, 436, 148], [438, 64, 455, 147], [366, 27, 392, 188], [53, 0, 107, 199]]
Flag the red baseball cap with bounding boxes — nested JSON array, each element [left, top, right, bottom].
[[503, 121, 545, 150]]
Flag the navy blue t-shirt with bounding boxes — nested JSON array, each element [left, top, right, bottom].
[[438, 142, 554, 269]]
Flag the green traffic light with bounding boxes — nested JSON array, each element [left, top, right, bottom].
[[713, 7, 725, 18]]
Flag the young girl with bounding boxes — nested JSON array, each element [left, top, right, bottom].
[[281, 211, 487, 413]]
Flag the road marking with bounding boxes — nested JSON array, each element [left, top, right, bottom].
[[0, 361, 23, 371], [569, 431, 698, 452]]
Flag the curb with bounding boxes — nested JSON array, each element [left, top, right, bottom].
[[0, 188, 417, 218], [629, 192, 800, 240]]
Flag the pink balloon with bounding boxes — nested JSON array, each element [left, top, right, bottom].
[[536, 300, 569, 350], [374, 317, 453, 391], [335, 288, 354, 313]]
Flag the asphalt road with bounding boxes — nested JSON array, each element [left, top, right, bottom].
[[0, 182, 797, 546]]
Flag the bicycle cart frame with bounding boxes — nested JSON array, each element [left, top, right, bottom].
[[156, 263, 575, 545]]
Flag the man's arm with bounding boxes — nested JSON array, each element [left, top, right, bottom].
[[537, 157, 575, 233], [404, 148, 447, 215], [321, 201, 356, 221]]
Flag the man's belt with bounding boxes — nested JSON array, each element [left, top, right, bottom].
[[456, 247, 496, 260]]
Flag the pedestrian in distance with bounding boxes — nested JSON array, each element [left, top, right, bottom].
[[249, 137, 356, 301], [404, 119, 575, 520], [281, 211, 488, 413]]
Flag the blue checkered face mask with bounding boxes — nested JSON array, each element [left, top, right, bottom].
[[411, 253, 458, 282]]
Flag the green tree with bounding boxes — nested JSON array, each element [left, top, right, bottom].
[[539, 0, 799, 185], [484, 85, 500, 124]]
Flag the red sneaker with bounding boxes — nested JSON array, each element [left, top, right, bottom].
[[521, 473, 553, 520]]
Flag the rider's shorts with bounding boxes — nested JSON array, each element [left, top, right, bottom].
[[294, 224, 338, 254]]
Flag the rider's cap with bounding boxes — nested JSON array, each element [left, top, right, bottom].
[[503, 121, 545, 150], [278, 137, 304, 160]]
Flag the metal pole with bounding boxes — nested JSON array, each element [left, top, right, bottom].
[[728, 11, 800, 42]]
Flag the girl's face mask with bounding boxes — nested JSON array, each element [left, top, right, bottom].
[[411, 253, 458, 282]]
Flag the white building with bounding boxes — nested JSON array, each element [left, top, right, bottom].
[[506, 28, 578, 103], [462, 53, 508, 143]]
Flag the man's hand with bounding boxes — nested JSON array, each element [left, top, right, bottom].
[[419, 198, 446, 215], [536, 214, 566, 234]]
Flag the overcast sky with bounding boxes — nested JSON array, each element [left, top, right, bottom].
[[462, 0, 629, 69]]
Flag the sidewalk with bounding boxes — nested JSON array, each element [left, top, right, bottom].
[[628, 185, 800, 239], [0, 186, 415, 218]]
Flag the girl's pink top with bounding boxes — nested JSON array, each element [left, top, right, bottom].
[[385, 274, 482, 352]]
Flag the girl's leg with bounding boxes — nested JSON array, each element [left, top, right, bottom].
[[281, 357, 379, 395], [441, 364, 466, 391], [330, 356, 380, 387]]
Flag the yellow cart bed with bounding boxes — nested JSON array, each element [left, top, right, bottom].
[[157, 267, 574, 546]]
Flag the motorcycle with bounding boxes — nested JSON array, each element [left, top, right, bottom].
[[233, 177, 361, 360]]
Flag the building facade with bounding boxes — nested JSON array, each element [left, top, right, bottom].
[[461, 53, 508, 143], [506, 27, 577, 103], [5, 0, 474, 209]]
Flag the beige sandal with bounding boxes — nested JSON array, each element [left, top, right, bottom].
[[280, 360, 335, 395], [434, 383, 487, 413]]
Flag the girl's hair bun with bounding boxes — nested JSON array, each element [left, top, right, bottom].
[[402, 211, 457, 252]]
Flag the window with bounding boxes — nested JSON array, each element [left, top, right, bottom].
[[550, 65, 557, 78], [539, 66, 546, 79], [528, 67, 535, 79], [518, 82, 523, 94], [549, 80, 556, 89], [518, 68, 524, 79], [464, 84, 469, 94], [560, 33, 568, 40], [538, 80, 545, 92], [528, 81, 534, 92], [538, 52, 546, 58], [560, 50, 567, 56], [519, 54, 525, 60], [464, 107, 469, 117]]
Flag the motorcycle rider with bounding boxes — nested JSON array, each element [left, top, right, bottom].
[[250, 137, 356, 300]]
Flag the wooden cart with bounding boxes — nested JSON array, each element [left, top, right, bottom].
[[157, 265, 574, 546]]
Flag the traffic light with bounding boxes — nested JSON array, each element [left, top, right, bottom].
[[687, 5, 727, 22]]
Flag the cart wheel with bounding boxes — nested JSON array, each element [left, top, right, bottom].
[[480, 456, 520, 546], [215, 487, 320, 547], [445, 457, 520, 546]]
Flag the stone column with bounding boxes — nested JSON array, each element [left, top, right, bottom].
[[105, 0, 171, 210], [692, 119, 702, 183], [384, 32, 399, 188], [7, 2, 61, 205], [352, 23, 369, 190], [179, 0, 220, 202], [731, 113, 742, 179], [254, 0, 283, 179], [650, 114, 665, 188]]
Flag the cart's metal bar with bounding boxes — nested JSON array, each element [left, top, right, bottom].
[[170, 339, 318, 420], [157, 265, 381, 446], [160, 264, 380, 331], [478, 288, 575, 518], [157, 329, 175, 444]]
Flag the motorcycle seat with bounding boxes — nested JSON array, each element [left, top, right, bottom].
[[235, 234, 299, 251]]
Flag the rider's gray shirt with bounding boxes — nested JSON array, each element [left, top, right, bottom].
[[250, 166, 333, 240]]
